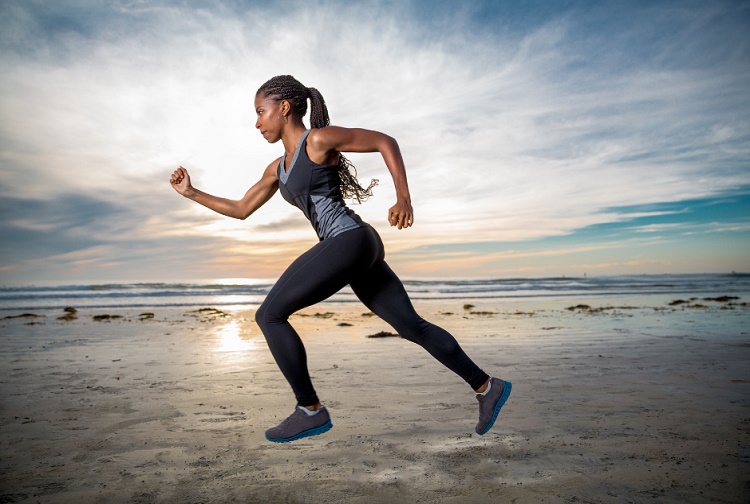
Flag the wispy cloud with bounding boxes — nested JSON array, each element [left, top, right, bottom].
[[1, 0, 748, 282]]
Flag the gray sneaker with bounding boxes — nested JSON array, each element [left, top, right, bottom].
[[475, 377, 512, 435], [265, 406, 333, 443]]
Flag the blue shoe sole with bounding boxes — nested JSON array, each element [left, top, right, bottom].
[[265, 419, 333, 443], [479, 381, 512, 435]]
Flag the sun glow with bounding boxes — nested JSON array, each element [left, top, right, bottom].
[[216, 320, 257, 355]]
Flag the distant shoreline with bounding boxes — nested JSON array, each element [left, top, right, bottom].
[[2, 273, 749, 313]]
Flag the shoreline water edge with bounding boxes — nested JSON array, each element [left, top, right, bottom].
[[2, 273, 749, 312]]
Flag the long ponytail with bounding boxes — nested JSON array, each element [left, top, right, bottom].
[[257, 75, 377, 203]]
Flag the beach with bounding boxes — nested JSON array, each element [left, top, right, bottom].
[[1, 293, 749, 503]]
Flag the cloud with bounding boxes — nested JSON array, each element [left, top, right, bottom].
[[0, 0, 749, 281], [0, 192, 125, 261]]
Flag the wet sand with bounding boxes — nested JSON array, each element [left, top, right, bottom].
[[1, 296, 748, 503]]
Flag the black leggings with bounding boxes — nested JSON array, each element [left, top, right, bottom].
[[255, 226, 489, 406]]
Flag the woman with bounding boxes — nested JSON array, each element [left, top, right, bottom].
[[170, 75, 512, 443]]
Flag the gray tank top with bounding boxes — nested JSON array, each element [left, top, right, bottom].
[[278, 130, 366, 240]]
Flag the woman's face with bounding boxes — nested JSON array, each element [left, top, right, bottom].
[[254, 95, 284, 143]]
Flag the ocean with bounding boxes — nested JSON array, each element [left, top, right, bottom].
[[1, 274, 748, 313]]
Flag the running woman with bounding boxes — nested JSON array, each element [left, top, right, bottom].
[[169, 75, 512, 443]]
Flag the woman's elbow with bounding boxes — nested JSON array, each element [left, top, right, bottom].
[[377, 133, 399, 154], [237, 204, 258, 220]]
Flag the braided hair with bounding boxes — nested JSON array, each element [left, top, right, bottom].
[[256, 75, 377, 203]]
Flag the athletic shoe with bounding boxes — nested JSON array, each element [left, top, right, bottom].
[[265, 405, 333, 443], [475, 377, 512, 435]]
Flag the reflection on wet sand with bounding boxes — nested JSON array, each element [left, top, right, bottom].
[[216, 320, 257, 355]]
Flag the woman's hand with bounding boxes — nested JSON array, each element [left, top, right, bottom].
[[388, 200, 414, 229], [170, 166, 193, 196]]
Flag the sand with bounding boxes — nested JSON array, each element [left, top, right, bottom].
[[1, 295, 748, 503]]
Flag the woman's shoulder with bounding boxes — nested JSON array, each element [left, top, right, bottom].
[[306, 127, 342, 166], [306, 125, 350, 146], [263, 156, 283, 178], [305, 127, 326, 148]]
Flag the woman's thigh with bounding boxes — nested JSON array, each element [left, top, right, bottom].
[[350, 260, 420, 327], [262, 227, 381, 318]]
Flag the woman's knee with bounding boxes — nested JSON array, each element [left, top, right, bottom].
[[400, 319, 461, 354], [254, 303, 266, 326], [393, 317, 430, 344], [255, 299, 288, 329]]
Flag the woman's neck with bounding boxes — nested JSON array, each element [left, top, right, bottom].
[[281, 121, 308, 157]]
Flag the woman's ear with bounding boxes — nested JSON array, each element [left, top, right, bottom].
[[280, 99, 291, 118]]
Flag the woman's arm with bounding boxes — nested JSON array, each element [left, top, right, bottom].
[[307, 126, 414, 229], [170, 159, 279, 220]]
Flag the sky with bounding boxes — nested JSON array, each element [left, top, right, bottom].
[[1, 0, 749, 284]]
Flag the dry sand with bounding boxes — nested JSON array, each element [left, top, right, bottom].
[[1, 296, 748, 503]]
